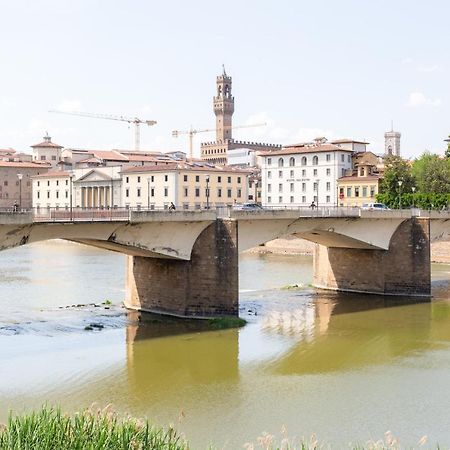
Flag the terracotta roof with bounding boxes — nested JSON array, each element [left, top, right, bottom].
[[0, 161, 50, 169], [90, 150, 129, 161], [259, 143, 353, 157], [32, 170, 71, 178], [121, 162, 252, 174], [31, 141, 63, 148], [77, 157, 103, 164], [0, 148, 16, 154], [126, 154, 161, 162], [338, 175, 381, 181]]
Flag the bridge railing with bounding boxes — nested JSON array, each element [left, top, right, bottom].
[[32, 207, 131, 222]]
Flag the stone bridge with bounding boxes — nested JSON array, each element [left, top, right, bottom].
[[1, 208, 450, 318]]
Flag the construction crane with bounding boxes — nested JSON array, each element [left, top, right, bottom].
[[49, 110, 157, 151], [172, 123, 266, 159]]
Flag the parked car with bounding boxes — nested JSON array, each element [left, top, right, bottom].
[[361, 202, 390, 211], [233, 202, 264, 211]]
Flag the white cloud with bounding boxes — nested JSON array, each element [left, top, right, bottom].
[[407, 92, 441, 107], [401, 57, 414, 65], [417, 65, 439, 73]]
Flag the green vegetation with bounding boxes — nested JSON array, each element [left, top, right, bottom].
[[281, 283, 303, 290], [207, 316, 247, 329], [103, 300, 113, 305], [0, 406, 187, 450], [377, 153, 450, 209]]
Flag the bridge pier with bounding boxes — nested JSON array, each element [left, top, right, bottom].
[[125, 219, 239, 318], [313, 218, 431, 297]]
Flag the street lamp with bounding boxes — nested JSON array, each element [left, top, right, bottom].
[[17, 173, 23, 211], [69, 173, 74, 221], [316, 179, 320, 207], [412, 186, 416, 209], [205, 175, 210, 209], [398, 180, 403, 210], [254, 180, 258, 204]]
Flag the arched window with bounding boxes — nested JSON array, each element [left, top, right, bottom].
[[301, 156, 307, 166], [278, 158, 284, 167], [289, 157, 295, 167], [312, 156, 319, 166]]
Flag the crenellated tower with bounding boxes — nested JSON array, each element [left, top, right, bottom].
[[214, 66, 234, 142]]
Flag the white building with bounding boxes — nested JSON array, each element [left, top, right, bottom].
[[31, 134, 63, 169], [227, 147, 258, 167], [260, 138, 358, 207], [32, 171, 72, 209]]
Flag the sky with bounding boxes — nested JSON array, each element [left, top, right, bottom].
[[0, 0, 448, 159]]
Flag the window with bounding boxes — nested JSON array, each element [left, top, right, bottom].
[[52, 155, 56, 161], [279, 196, 283, 203], [302, 169, 306, 176], [326, 168, 331, 176], [341, 154, 345, 162], [278, 158, 284, 167], [196, 175, 200, 182], [125, 188, 129, 198], [267, 171, 272, 179], [41, 155, 46, 160], [164, 175, 168, 182], [227, 188, 232, 198], [237, 188, 241, 198], [184, 175, 188, 182], [278, 183, 283, 193], [268, 196, 272, 203], [217, 176, 221, 182], [362, 186, 368, 197], [126, 177, 129, 183], [65, 191, 68, 198], [355, 187, 360, 197], [313, 182, 318, 192], [278, 170, 283, 178], [151, 176, 154, 182], [290, 170, 294, 178], [302, 183, 306, 192], [37, 181, 40, 187], [302, 195, 306, 203], [56, 180, 59, 186], [47, 192, 50, 198], [267, 184, 271, 193], [348, 155, 351, 163], [341, 168, 345, 176], [370, 186, 375, 197], [56, 191, 59, 199], [326, 182, 330, 191], [313, 169, 317, 176], [326, 195, 330, 203], [267, 158, 272, 165], [164, 187, 168, 197], [37, 191, 40, 199], [137, 188, 141, 197], [290, 183, 294, 192], [289, 157, 295, 167], [184, 187, 188, 197], [237, 177, 241, 183], [301, 156, 307, 166], [65, 180, 68, 186], [347, 187, 352, 197], [195, 188, 200, 197], [326, 154, 331, 162], [151, 188, 155, 197], [227, 176, 231, 183], [137, 176, 141, 183], [290, 196, 294, 203], [312, 156, 318, 165], [47, 181, 50, 186], [218, 188, 222, 197]]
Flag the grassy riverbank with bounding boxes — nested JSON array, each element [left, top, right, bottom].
[[0, 406, 434, 449]]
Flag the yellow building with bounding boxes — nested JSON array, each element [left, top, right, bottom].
[[337, 151, 383, 207], [121, 162, 251, 209]]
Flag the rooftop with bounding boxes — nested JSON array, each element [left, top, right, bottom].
[[0, 161, 50, 169]]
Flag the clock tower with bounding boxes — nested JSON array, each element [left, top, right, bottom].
[[214, 66, 234, 142]]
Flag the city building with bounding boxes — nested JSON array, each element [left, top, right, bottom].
[[200, 68, 281, 164], [1, 161, 50, 209], [384, 127, 401, 156], [121, 162, 251, 209], [31, 133, 64, 169], [259, 138, 356, 207], [337, 151, 383, 207]]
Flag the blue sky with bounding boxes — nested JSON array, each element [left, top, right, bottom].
[[0, 0, 448, 158]]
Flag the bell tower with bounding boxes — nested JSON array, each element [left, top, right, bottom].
[[214, 66, 234, 142], [384, 124, 401, 157]]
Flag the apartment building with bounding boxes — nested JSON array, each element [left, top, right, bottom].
[[121, 162, 251, 209], [260, 138, 359, 207]]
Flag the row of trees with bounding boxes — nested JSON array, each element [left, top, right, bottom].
[[376, 153, 450, 209]]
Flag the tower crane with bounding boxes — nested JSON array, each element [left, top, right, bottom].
[[49, 110, 157, 151], [172, 123, 266, 159]]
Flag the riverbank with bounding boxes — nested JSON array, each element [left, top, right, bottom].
[[246, 236, 450, 263]]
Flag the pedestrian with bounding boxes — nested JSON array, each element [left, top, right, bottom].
[[168, 202, 176, 211], [13, 201, 18, 212], [310, 201, 316, 210]]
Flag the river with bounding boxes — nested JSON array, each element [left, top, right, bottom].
[[1, 240, 450, 448]]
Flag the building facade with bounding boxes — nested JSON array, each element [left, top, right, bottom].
[[121, 162, 251, 209], [260, 139, 355, 207], [31, 134, 63, 169], [200, 69, 281, 164]]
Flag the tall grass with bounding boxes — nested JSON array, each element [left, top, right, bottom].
[[0, 405, 188, 450]]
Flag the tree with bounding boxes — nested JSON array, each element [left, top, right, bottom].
[[412, 152, 450, 194], [380, 155, 415, 196], [445, 135, 450, 158]]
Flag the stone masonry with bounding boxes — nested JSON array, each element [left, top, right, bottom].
[[125, 219, 239, 318], [313, 218, 431, 296]]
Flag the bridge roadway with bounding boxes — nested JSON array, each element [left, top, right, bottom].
[[1, 207, 449, 318]]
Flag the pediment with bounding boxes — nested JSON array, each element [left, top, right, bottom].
[[75, 170, 112, 183]]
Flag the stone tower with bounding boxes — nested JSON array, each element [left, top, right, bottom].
[[214, 66, 234, 142], [384, 127, 401, 156]]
